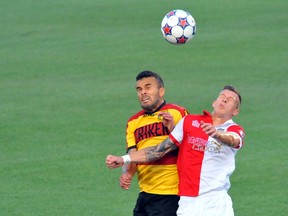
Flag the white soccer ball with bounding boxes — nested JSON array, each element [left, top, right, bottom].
[[161, 9, 196, 44]]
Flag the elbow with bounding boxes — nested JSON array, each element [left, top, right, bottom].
[[229, 136, 241, 148]]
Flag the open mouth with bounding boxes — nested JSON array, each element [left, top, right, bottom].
[[142, 96, 150, 102]]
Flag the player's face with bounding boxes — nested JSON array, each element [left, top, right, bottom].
[[136, 77, 165, 112], [212, 89, 240, 117]]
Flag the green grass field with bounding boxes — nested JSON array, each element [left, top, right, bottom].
[[1, 0, 287, 215]]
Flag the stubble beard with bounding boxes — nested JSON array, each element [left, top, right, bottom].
[[141, 98, 161, 113]]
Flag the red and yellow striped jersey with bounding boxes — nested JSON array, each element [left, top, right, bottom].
[[126, 103, 188, 195]]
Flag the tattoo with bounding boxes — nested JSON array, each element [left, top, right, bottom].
[[144, 138, 177, 162]]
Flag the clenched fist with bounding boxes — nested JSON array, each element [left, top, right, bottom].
[[106, 155, 124, 168]]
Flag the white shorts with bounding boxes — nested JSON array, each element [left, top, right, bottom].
[[177, 191, 234, 216]]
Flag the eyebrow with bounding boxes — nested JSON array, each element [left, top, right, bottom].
[[136, 83, 152, 89], [223, 86, 242, 104], [219, 93, 236, 100]]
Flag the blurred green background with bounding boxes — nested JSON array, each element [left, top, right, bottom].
[[1, 0, 287, 215]]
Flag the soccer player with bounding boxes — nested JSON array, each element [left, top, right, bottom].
[[106, 85, 245, 216], [118, 70, 188, 216]]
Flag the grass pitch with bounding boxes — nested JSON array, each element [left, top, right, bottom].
[[1, 0, 287, 215]]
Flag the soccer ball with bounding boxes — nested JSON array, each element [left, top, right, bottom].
[[161, 9, 196, 44]]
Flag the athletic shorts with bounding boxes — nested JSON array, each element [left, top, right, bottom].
[[177, 191, 234, 216], [133, 191, 179, 216]]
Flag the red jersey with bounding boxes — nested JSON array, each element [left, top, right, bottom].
[[169, 111, 245, 196]]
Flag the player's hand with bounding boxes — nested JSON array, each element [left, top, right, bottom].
[[200, 121, 217, 137], [158, 112, 174, 132], [119, 173, 132, 190], [106, 155, 124, 168]]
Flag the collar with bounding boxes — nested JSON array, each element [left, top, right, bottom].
[[144, 101, 166, 115], [203, 110, 211, 116]]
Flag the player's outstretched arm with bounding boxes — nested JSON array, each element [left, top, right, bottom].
[[106, 137, 177, 168], [142, 137, 177, 162]]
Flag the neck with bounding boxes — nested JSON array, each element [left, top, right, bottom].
[[144, 100, 166, 114], [211, 113, 231, 126]]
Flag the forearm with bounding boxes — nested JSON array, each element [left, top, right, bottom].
[[214, 131, 240, 147], [129, 146, 158, 163], [122, 149, 137, 174], [128, 138, 177, 163], [122, 163, 137, 175]]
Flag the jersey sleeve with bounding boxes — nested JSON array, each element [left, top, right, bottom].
[[126, 121, 137, 151], [227, 124, 245, 148], [169, 117, 185, 147], [167, 105, 188, 125]]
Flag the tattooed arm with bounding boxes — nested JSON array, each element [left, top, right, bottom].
[[130, 137, 178, 163], [106, 138, 178, 168]]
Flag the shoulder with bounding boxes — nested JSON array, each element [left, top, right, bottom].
[[227, 123, 245, 136], [224, 120, 244, 131], [186, 110, 211, 119], [223, 121, 245, 140], [182, 111, 212, 126], [127, 110, 145, 122], [165, 103, 187, 111], [164, 103, 189, 116]]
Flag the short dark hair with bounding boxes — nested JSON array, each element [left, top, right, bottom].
[[136, 70, 164, 88], [223, 85, 242, 105]]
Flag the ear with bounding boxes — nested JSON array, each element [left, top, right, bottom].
[[232, 108, 239, 116], [159, 87, 165, 97]]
